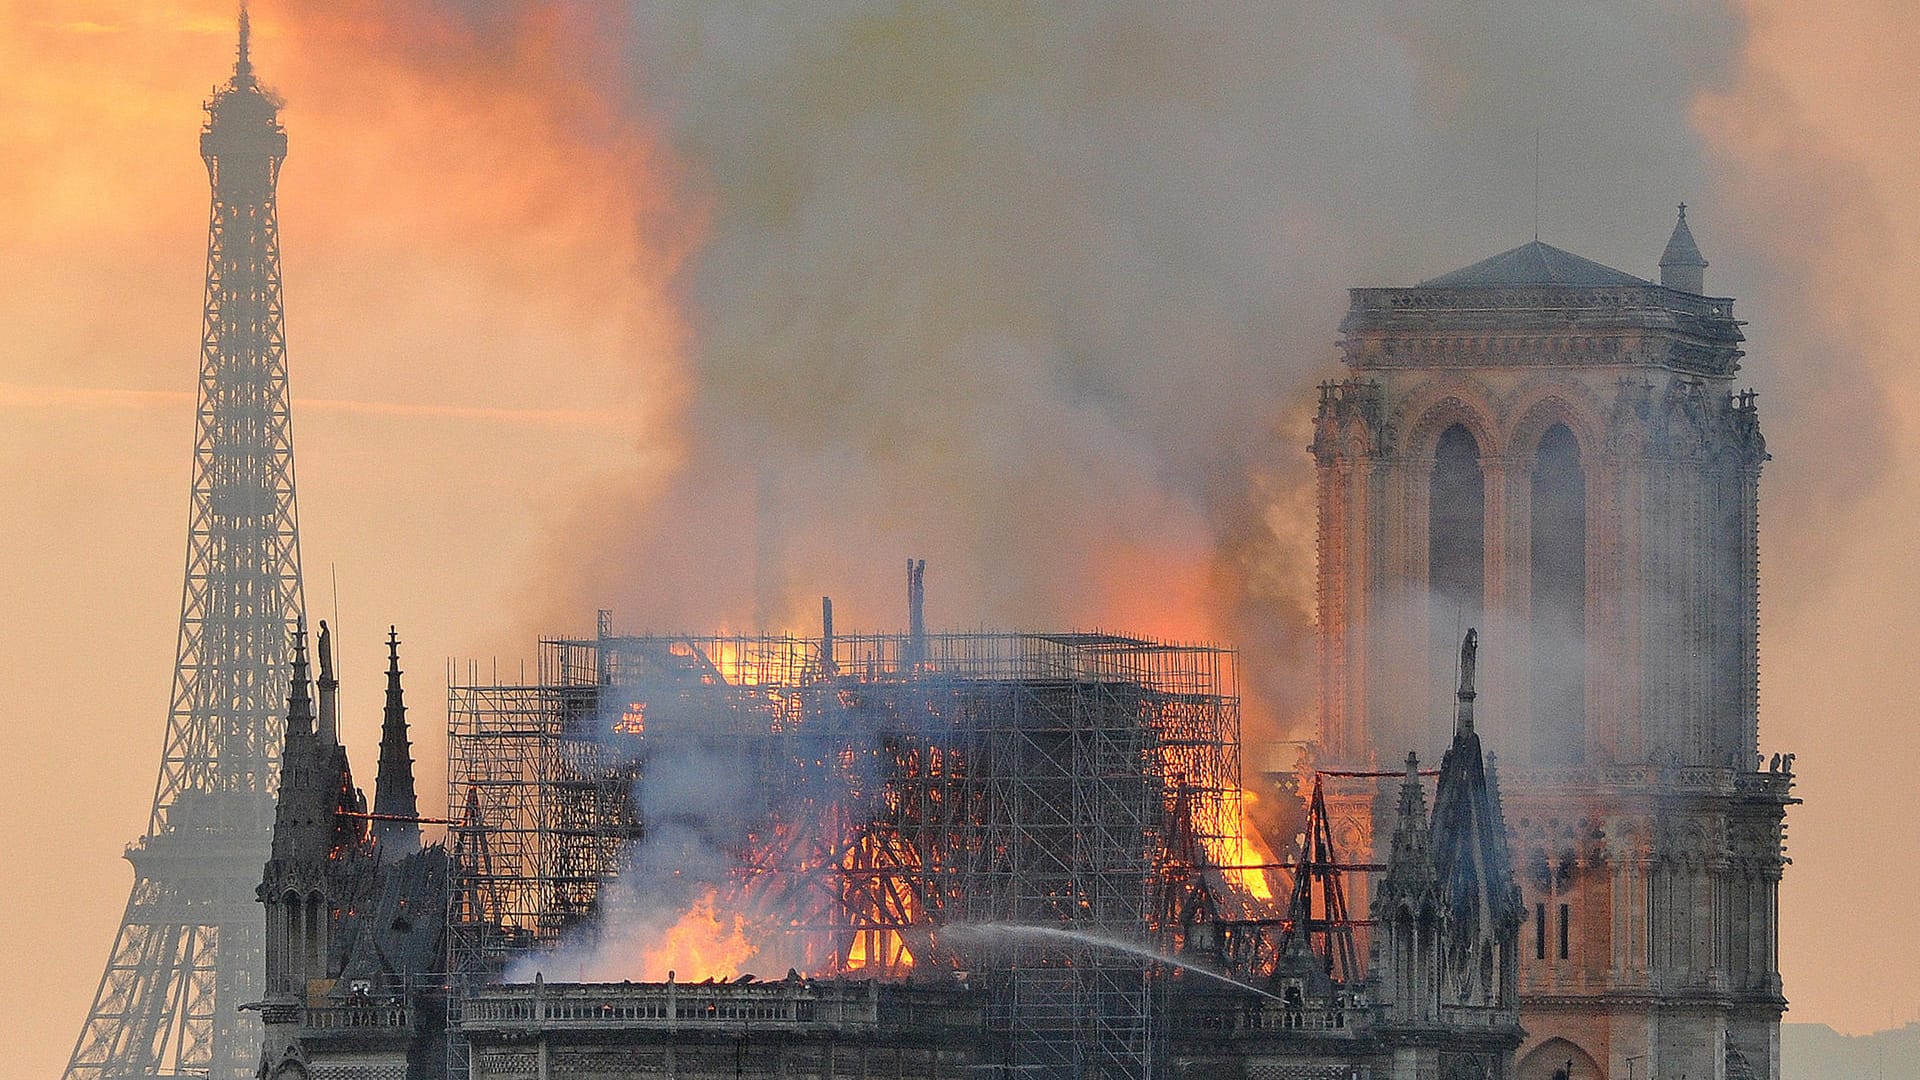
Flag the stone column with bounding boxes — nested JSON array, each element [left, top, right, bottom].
[[1487, 454, 1526, 763]]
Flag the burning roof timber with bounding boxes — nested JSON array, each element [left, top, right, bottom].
[[259, 592, 1518, 1080], [447, 622, 1274, 1076]]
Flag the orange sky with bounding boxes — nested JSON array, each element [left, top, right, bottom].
[[2, 3, 1918, 1077], [1699, 0, 1920, 1037], [0, 7, 690, 1076]]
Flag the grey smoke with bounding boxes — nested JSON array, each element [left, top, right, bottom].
[[307, 1, 1887, 740], [505, 727, 805, 982]]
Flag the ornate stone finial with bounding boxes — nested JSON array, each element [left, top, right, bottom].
[[1660, 203, 1708, 293], [1374, 751, 1435, 914], [1455, 628, 1478, 737], [1394, 752, 1427, 840], [317, 620, 335, 681], [314, 620, 338, 745]]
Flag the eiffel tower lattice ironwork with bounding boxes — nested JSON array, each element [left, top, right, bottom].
[[66, 12, 306, 1080]]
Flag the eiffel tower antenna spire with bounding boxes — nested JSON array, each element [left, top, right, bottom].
[[235, 2, 252, 81], [65, 8, 305, 1079]]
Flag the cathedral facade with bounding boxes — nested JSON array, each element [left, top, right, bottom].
[[1311, 213, 1796, 1080]]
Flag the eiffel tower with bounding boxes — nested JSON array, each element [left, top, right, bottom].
[[66, 11, 306, 1080]]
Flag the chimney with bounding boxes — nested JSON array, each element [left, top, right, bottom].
[[906, 560, 927, 668], [1660, 203, 1708, 294], [821, 597, 838, 677]]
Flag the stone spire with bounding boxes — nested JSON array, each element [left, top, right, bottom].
[[372, 626, 422, 857], [1430, 630, 1522, 960], [905, 559, 927, 667], [269, 627, 329, 869], [1370, 751, 1442, 1028], [1660, 203, 1708, 293], [1376, 752, 1438, 907], [286, 626, 313, 738]]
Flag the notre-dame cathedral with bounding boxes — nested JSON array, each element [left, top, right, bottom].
[[1311, 210, 1796, 1080]]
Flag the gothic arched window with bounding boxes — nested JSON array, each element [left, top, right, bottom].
[[1530, 423, 1586, 763], [1430, 423, 1485, 712]]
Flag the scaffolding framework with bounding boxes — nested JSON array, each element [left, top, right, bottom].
[[449, 629, 1262, 1080]]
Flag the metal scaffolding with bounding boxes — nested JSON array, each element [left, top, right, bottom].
[[449, 627, 1264, 1080]]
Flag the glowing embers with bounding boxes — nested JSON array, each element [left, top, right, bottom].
[[834, 828, 922, 976]]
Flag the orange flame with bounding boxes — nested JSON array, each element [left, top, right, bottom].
[[844, 926, 915, 973], [666, 636, 755, 686], [836, 831, 919, 975], [1206, 789, 1277, 901], [711, 638, 750, 685], [638, 889, 755, 981]]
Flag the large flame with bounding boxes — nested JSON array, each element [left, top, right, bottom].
[[667, 636, 756, 686], [638, 889, 755, 981], [844, 927, 914, 973], [836, 831, 919, 975], [710, 638, 750, 685], [1207, 789, 1277, 902]]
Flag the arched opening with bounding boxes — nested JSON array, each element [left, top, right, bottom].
[[305, 893, 326, 981], [1395, 919, 1416, 1007], [1518, 1038, 1602, 1080], [1530, 424, 1586, 763], [1430, 423, 1485, 719]]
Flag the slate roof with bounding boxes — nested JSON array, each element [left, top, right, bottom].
[[1430, 723, 1520, 934], [1420, 240, 1650, 288], [1661, 207, 1707, 269]]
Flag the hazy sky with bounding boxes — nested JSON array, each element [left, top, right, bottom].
[[3, 3, 1918, 1077]]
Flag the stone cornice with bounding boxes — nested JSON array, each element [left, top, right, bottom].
[[1496, 764, 1795, 802], [1521, 988, 1787, 1010], [1339, 285, 1745, 376]]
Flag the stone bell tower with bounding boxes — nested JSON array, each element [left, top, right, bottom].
[[1310, 211, 1796, 1080]]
